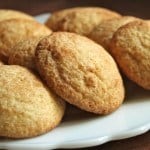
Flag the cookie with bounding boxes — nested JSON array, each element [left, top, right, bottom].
[[0, 9, 34, 22], [35, 32, 125, 115], [8, 37, 46, 70], [110, 21, 150, 90], [0, 19, 52, 63], [89, 16, 140, 50], [0, 65, 65, 138], [45, 7, 121, 36]]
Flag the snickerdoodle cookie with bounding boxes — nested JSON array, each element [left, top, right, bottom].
[[0, 9, 34, 22], [0, 65, 65, 138], [110, 21, 150, 90], [9, 37, 45, 70], [45, 7, 121, 36], [35, 32, 124, 115], [0, 19, 52, 63], [89, 16, 140, 50]]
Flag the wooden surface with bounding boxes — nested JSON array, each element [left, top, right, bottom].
[[0, 0, 150, 150]]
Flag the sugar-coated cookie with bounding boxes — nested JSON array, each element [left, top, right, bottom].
[[0, 9, 34, 22], [0, 65, 65, 138], [35, 32, 125, 115], [45, 7, 121, 36], [89, 16, 139, 50], [8, 37, 47, 70], [0, 19, 52, 63], [110, 21, 150, 90]]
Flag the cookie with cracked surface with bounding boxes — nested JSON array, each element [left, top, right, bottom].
[[0, 65, 65, 138], [8, 37, 47, 70], [45, 7, 121, 36], [0, 19, 52, 63], [0, 9, 34, 22], [89, 16, 140, 50], [110, 21, 150, 90], [35, 32, 125, 115]]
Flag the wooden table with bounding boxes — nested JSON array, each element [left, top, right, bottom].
[[0, 0, 150, 150]]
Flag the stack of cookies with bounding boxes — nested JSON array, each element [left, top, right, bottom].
[[0, 7, 149, 139]]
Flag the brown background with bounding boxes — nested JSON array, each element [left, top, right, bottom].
[[0, 0, 150, 150]]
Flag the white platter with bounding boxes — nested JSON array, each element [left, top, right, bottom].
[[0, 13, 150, 150]]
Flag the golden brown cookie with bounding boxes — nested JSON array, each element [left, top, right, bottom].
[[9, 37, 46, 70], [45, 7, 121, 36], [35, 32, 125, 115], [110, 21, 150, 90], [89, 16, 140, 50], [0, 19, 52, 63], [0, 9, 34, 22], [0, 65, 65, 138]]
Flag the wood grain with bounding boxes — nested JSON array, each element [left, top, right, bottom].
[[0, 0, 149, 19], [0, 0, 149, 150]]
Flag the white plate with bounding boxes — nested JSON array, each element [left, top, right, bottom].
[[0, 14, 150, 150]]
